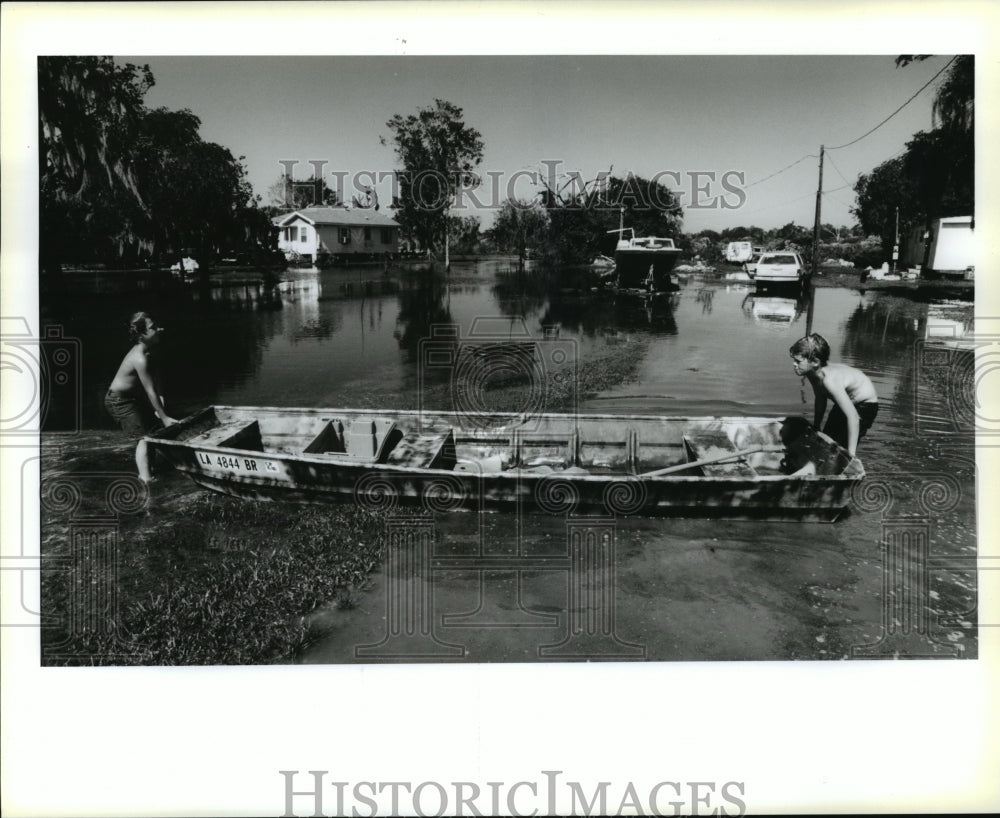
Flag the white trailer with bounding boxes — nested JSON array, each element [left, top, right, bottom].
[[725, 241, 754, 263], [925, 216, 974, 277]]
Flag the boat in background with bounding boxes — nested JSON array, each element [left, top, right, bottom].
[[170, 256, 200, 277], [607, 211, 682, 292], [147, 406, 864, 521]]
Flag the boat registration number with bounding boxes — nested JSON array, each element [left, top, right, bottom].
[[196, 451, 287, 478]]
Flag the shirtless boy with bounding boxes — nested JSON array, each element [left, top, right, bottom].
[[789, 333, 878, 457], [105, 312, 177, 482]]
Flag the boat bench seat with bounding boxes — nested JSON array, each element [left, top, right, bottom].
[[683, 432, 757, 477], [186, 420, 263, 451], [304, 418, 399, 463], [385, 429, 456, 470]]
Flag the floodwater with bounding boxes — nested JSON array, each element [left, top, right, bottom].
[[40, 259, 978, 662]]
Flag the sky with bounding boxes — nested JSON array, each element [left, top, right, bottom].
[[123, 54, 956, 235]]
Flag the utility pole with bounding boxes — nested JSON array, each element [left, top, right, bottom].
[[811, 145, 824, 278], [892, 206, 900, 274]]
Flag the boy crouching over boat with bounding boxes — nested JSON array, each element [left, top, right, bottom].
[[790, 333, 877, 458], [105, 312, 177, 483]]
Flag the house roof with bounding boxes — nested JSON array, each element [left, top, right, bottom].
[[276, 207, 400, 228]]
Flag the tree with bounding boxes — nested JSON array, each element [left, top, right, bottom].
[[930, 56, 973, 133], [540, 173, 683, 265], [102, 106, 266, 263], [266, 173, 340, 212], [490, 199, 549, 261], [893, 55, 974, 225], [382, 99, 485, 265], [901, 129, 973, 220], [39, 57, 153, 271], [39, 59, 275, 269], [686, 235, 717, 260], [447, 215, 482, 255], [719, 225, 765, 242], [39, 56, 152, 201], [131, 108, 204, 255], [847, 55, 975, 260], [852, 158, 920, 252], [775, 222, 811, 244], [896, 55, 973, 133]]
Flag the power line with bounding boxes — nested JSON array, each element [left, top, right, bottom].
[[827, 57, 956, 151], [825, 144, 908, 195], [744, 154, 817, 188], [740, 58, 951, 193], [729, 60, 954, 227], [736, 189, 817, 217], [736, 141, 909, 222], [823, 192, 854, 210], [824, 152, 854, 189]]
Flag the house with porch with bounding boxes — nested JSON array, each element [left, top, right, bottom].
[[275, 207, 401, 263]]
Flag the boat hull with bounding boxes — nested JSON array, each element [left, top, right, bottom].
[[146, 407, 863, 521], [180, 471, 852, 522], [614, 249, 682, 290]]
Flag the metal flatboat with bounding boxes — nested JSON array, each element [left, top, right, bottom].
[[146, 407, 865, 521]]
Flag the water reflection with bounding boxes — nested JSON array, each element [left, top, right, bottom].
[[190, 280, 288, 312], [41, 259, 974, 435], [491, 267, 551, 318], [740, 290, 811, 327], [292, 317, 337, 342], [837, 295, 974, 445], [617, 292, 680, 334], [840, 295, 926, 363], [925, 301, 975, 341], [316, 279, 400, 301], [149, 295, 285, 414], [696, 287, 715, 314], [393, 274, 454, 366], [277, 279, 320, 301], [539, 291, 678, 336]]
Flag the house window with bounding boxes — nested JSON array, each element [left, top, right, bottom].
[[300, 229, 308, 242], [381, 228, 393, 244], [340, 227, 351, 245], [363, 227, 372, 241], [285, 226, 298, 242]]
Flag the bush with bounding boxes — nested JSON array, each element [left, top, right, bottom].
[[818, 237, 882, 265], [852, 246, 886, 269]]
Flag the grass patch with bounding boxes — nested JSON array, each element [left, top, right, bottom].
[[41, 494, 388, 665]]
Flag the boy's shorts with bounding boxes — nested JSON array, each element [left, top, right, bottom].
[[105, 390, 161, 437], [823, 401, 878, 450]]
